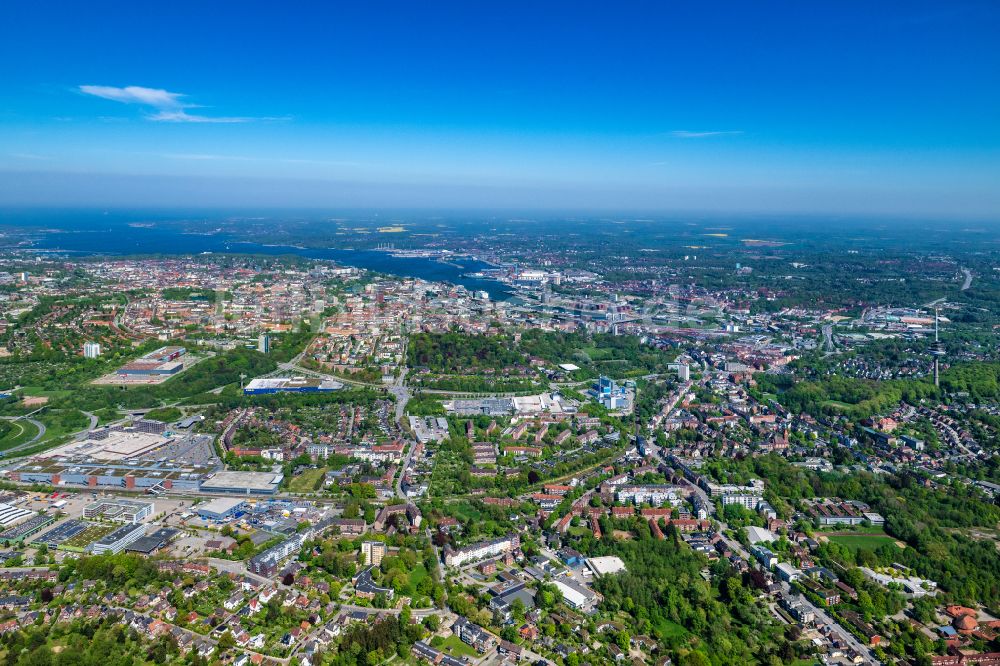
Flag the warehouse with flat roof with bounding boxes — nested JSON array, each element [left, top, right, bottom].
[[243, 377, 342, 395], [200, 471, 282, 495], [196, 497, 247, 520], [88, 523, 147, 554], [0, 503, 34, 527], [586, 556, 627, 577]]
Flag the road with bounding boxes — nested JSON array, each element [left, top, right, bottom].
[[272, 350, 384, 389], [778, 581, 879, 665], [393, 371, 414, 498], [665, 452, 879, 664], [711, 517, 878, 664], [821, 324, 836, 353], [0, 414, 47, 455]]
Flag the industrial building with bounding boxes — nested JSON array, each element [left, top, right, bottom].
[[552, 575, 601, 611], [196, 497, 247, 520], [117, 347, 186, 375], [116, 347, 186, 376], [242, 376, 342, 395], [88, 523, 147, 554], [0, 503, 35, 528], [585, 556, 627, 577], [0, 514, 54, 543], [9, 431, 221, 494], [199, 471, 282, 495], [40, 428, 171, 463], [83, 499, 154, 524], [126, 527, 179, 555]]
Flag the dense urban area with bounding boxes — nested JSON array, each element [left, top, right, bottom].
[[0, 215, 997, 666]]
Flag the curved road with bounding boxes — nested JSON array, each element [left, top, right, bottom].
[[0, 415, 46, 454]]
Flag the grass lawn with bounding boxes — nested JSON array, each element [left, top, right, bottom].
[[0, 419, 40, 451], [408, 563, 428, 589], [826, 533, 899, 552], [287, 466, 327, 493], [580, 346, 614, 361], [37, 409, 89, 443], [652, 617, 688, 641], [19, 386, 72, 400], [820, 525, 887, 535], [439, 635, 480, 659], [451, 501, 485, 523]]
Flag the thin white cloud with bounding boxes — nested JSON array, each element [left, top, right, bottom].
[[78, 84, 281, 124], [149, 110, 253, 124], [79, 85, 185, 108], [670, 130, 743, 138]]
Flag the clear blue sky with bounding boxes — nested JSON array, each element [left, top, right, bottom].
[[1, 1, 998, 217]]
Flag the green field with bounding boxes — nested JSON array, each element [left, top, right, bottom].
[[438, 635, 480, 659], [652, 617, 688, 641], [580, 346, 614, 361], [825, 533, 899, 552], [408, 563, 428, 588], [0, 419, 40, 451], [286, 466, 327, 493], [450, 500, 485, 523], [19, 386, 73, 400], [823, 524, 887, 535]]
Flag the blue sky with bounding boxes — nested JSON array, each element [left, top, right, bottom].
[[1, 1, 999, 217]]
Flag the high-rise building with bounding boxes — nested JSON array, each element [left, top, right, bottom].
[[361, 540, 386, 566], [257, 333, 270, 354], [595, 375, 625, 409], [83, 341, 102, 359], [669, 362, 690, 381]]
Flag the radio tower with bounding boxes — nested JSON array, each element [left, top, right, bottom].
[[931, 308, 946, 388]]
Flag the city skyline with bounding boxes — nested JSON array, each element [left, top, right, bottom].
[[1, 1, 999, 218]]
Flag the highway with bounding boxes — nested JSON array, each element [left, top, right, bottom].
[[961, 267, 973, 291], [821, 324, 836, 353], [0, 414, 47, 455]]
